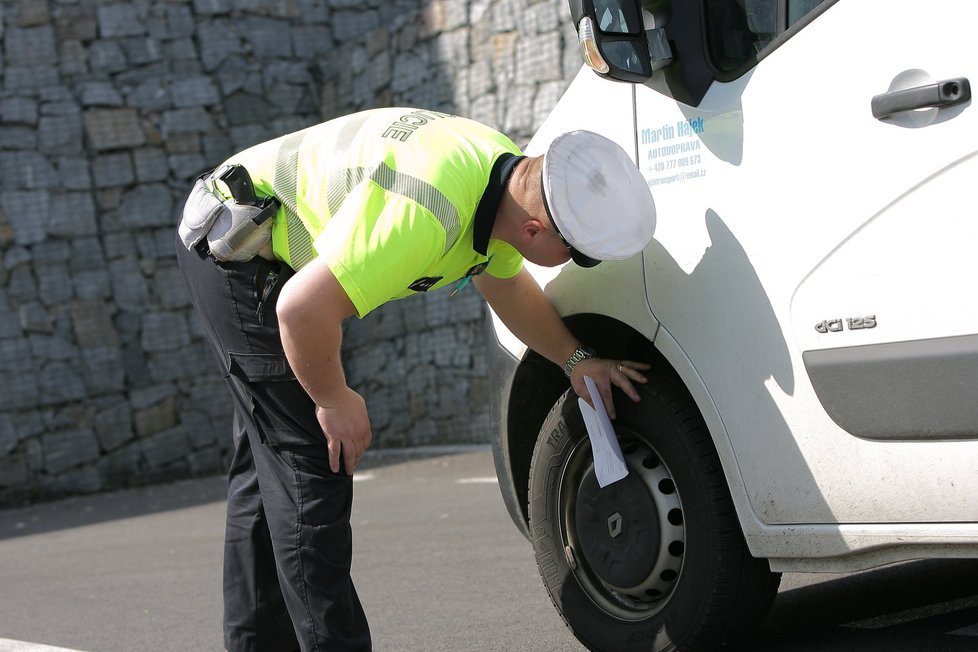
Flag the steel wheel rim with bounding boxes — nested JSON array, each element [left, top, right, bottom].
[[558, 429, 687, 621]]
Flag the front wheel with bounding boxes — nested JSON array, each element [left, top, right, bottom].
[[527, 378, 780, 651]]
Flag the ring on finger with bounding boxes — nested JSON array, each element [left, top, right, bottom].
[[617, 362, 624, 373]]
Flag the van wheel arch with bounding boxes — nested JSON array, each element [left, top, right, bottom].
[[505, 315, 676, 528]]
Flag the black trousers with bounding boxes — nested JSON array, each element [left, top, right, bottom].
[[176, 235, 372, 652]]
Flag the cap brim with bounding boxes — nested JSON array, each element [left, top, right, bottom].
[[570, 248, 601, 268]]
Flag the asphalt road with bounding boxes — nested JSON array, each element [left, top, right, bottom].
[[1, 447, 976, 652]]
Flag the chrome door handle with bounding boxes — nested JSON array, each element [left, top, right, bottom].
[[872, 77, 971, 120]]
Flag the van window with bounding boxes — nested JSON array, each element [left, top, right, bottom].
[[705, 0, 827, 73]]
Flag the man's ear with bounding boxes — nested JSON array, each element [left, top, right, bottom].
[[522, 218, 545, 240]]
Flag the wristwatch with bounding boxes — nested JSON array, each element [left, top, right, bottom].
[[563, 345, 596, 378]]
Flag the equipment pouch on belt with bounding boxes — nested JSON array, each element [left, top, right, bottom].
[[178, 166, 280, 262]]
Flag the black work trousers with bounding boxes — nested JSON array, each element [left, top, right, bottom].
[[176, 235, 372, 652]]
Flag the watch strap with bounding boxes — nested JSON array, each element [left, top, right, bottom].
[[563, 345, 596, 378]]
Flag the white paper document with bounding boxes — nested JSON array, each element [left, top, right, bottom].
[[578, 376, 629, 487]]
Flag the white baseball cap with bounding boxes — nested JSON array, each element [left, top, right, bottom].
[[541, 130, 656, 267]]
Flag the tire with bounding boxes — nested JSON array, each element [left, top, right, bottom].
[[527, 377, 780, 652]]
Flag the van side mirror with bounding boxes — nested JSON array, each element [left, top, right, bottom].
[[568, 0, 673, 83]]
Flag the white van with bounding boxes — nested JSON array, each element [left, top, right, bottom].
[[486, 1, 978, 650]]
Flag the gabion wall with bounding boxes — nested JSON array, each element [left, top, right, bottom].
[[0, 0, 580, 505]]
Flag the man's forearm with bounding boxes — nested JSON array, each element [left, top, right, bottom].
[[276, 257, 358, 407], [279, 304, 348, 407], [475, 268, 579, 368]]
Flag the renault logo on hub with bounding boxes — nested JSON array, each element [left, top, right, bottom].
[[607, 512, 623, 538]]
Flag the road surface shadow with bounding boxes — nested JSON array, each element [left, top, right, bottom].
[[736, 558, 978, 651], [0, 445, 488, 541]]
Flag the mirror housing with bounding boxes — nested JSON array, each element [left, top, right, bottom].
[[569, 0, 673, 83]]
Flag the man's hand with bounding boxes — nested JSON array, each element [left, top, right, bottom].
[[316, 387, 372, 474], [571, 358, 650, 419]]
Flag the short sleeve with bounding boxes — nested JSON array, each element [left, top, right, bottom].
[[314, 184, 446, 317], [486, 240, 523, 279]]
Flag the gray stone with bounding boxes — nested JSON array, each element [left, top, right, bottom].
[[332, 10, 380, 43], [56, 6, 99, 41], [165, 37, 199, 62], [167, 153, 206, 178], [133, 148, 170, 183], [70, 236, 107, 272], [223, 92, 278, 126], [79, 81, 124, 107], [163, 132, 200, 155], [197, 21, 243, 70], [88, 40, 128, 75], [32, 240, 71, 265], [56, 157, 92, 190], [59, 40, 88, 76], [147, 344, 209, 382], [103, 231, 137, 260], [161, 107, 213, 136], [109, 258, 149, 309], [166, 5, 195, 35], [92, 153, 135, 189], [4, 26, 57, 67], [0, 125, 37, 150], [241, 17, 293, 58], [0, 369, 39, 410], [2, 191, 49, 245], [37, 361, 87, 406], [292, 25, 332, 59], [83, 109, 146, 151], [94, 400, 134, 452], [140, 426, 190, 467], [42, 428, 100, 475], [36, 263, 73, 306], [3, 245, 31, 269], [152, 264, 191, 309], [7, 267, 39, 305], [142, 311, 191, 353], [17, 302, 54, 333], [1, 151, 59, 189], [130, 383, 177, 410], [0, 452, 29, 491], [28, 334, 77, 362], [515, 32, 562, 85], [0, 414, 18, 457], [44, 464, 104, 496], [1, 96, 38, 124], [126, 78, 172, 112], [171, 75, 221, 108], [48, 192, 98, 238], [97, 442, 142, 482], [181, 409, 218, 449], [118, 184, 174, 229], [0, 292, 23, 338], [81, 345, 126, 394], [73, 270, 112, 300], [97, 4, 147, 38], [193, 0, 232, 15], [134, 395, 177, 436], [17, 0, 51, 27], [122, 37, 163, 66], [0, 337, 32, 373], [70, 300, 119, 348], [13, 410, 45, 443]]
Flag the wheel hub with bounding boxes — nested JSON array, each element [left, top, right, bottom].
[[574, 469, 661, 588], [562, 437, 686, 615]]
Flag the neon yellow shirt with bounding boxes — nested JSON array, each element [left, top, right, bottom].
[[215, 108, 525, 317]]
